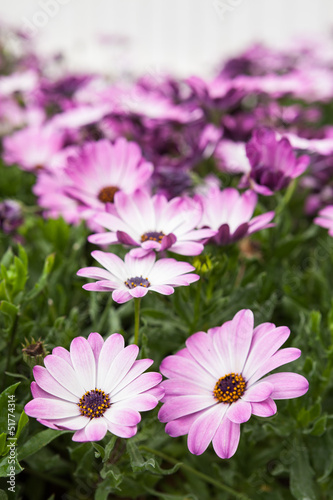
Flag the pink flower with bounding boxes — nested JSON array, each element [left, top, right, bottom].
[[64, 138, 153, 215], [158, 309, 309, 459], [244, 128, 309, 196], [24, 332, 163, 442], [195, 187, 274, 245], [3, 125, 65, 171], [88, 190, 216, 257], [314, 205, 333, 236], [77, 251, 199, 303]]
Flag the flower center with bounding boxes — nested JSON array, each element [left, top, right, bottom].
[[124, 276, 151, 289], [78, 389, 111, 418], [213, 373, 246, 404], [141, 231, 165, 243], [98, 186, 119, 203]]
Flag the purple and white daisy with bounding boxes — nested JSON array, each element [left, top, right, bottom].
[[24, 332, 163, 442], [195, 187, 275, 245], [158, 309, 309, 459], [243, 128, 310, 195], [64, 138, 153, 214], [314, 205, 333, 236], [77, 251, 199, 303], [88, 190, 216, 257]]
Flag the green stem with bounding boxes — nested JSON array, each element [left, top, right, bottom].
[[133, 298, 141, 346], [140, 445, 250, 500], [275, 178, 298, 217]]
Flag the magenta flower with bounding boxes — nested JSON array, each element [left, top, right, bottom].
[[195, 187, 274, 245], [158, 309, 309, 459], [77, 251, 199, 303], [3, 125, 65, 171], [244, 128, 310, 195], [64, 138, 153, 213], [314, 205, 333, 236], [88, 190, 216, 257], [25, 332, 163, 442]]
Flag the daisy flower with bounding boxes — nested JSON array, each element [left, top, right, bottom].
[[243, 128, 309, 195], [77, 251, 199, 303], [314, 205, 333, 236], [88, 190, 216, 257], [195, 187, 275, 245], [158, 309, 309, 459], [24, 332, 163, 442], [64, 138, 153, 213], [3, 125, 65, 172]]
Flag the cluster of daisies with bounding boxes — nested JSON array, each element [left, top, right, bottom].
[[6, 30, 332, 458]]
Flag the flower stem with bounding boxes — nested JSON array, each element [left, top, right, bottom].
[[133, 298, 141, 346], [140, 445, 250, 500]]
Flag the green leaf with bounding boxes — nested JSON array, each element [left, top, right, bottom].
[[92, 442, 105, 460], [15, 411, 29, 440], [12, 255, 28, 295], [0, 455, 23, 477], [0, 489, 8, 500], [103, 435, 117, 463], [0, 434, 6, 455], [0, 301, 19, 322], [309, 415, 327, 436], [290, 439, 318, 500], [24, 253, 55, 301], [18, 428, 69, 461], [0, 383, 20, 434]]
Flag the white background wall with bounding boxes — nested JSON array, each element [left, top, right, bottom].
[[1, 0, 333, 77]]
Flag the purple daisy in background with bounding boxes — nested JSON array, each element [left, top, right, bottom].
[[195, 186, 275, 245], [77, 251, 199, 303], [88, 189, 216, 257], [158, 309, 309, 459], [3, 125, 65, 171], [25, 332, 163, 442], [314, 205, 333, 236], [243, 128, 310, 195], [63, 138, 153, 216]]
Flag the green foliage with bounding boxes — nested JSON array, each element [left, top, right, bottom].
[[0, 161, 332, 499]]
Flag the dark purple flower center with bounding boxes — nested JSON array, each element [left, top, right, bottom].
[[213, 373, 246, 404], [124, 276, 151, 289], [78, 389, 111, 418], [141, 231, 165, 243], [98, 186, 119, 203]]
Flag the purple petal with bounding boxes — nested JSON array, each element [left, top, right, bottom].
[[44, 354, 85, 397], [248, 347, 301, 383], [212, 418, 240, 459], [251, 398, 277, 417], [226, 400, 252, 424], [33, 366, 78, 403], [25, 398, 80, 419], [70, 337, 96, 391], [227, 309, 254, 372], [164, 410, 207, 437], [85, 418, 108, 441], [149, 284, 174, 295], [52, 346, 73, 366], [188, 405, 227, 455], [113, 394, 159, 411], [111, 372, 162, 401], [262, 372, 309, 399], [97, 333, 125, 387], [87, 332, 104, 365], [116, 230, 138, 246], [242, 381, 274, 402], [106, 422, 137, 438], [158, 395, 216, 423], [104, 407, 141, 426], [112, 289, 132, 303], [102, 344, 139, 394]]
